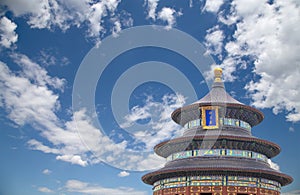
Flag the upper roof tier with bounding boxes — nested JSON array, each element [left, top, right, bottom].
[[171, 68, 264, 127], [194, 68, 243, 105]]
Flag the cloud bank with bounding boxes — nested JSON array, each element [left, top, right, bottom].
[[204, 0, 300, 122]]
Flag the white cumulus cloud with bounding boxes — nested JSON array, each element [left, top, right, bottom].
[[112, 20, 122, 37], [234, 0, 300, 122], [121, 93, 186, 151], [0, 0, 123, 45], [56, 155, 88, 167], [0, 54, 172, 171], [42, 169, 52, 175], [205, 25, 225, 59], [87, 2, 107, 38], [11, 53, 65, 90], [145, 0, 159, 20], [0, 60, 61, 126], [289, 127, 295, 132], [203, 0, 224, 13], [0, 16, 18, 48], [158, 7, 182, 30], [38, 187, 54, 193], [207, 0, 300, 123], [118, 170, 130, 177]]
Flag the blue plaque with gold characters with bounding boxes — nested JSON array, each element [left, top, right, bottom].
[[201, 106, 219, 129]]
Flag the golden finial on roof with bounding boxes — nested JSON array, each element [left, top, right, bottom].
[[214, 67, 223, 82]]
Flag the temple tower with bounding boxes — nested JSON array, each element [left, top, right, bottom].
[[142, 68, 292, 195]]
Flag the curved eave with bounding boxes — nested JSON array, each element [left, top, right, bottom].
[[142, 167, 293, 186], [154, 135, 281, 158], [171, 102, 264, 127]]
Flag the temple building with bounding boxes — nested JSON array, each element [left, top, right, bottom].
[[142, 68, 292, 195]]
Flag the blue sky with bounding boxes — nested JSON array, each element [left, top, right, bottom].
[[0, 0, 300, 194]]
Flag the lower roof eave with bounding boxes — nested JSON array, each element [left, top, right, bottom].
[[142, 167, 293, 187]]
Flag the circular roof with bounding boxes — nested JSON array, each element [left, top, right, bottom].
[[154, 135, 281, 158], [142, 157, 293, 186], [171, 69, 264, 126]]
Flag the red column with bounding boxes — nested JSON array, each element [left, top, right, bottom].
[[186, 186, 191, 195], [221, 186, 225, 195]]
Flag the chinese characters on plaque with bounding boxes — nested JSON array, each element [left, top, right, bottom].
[[201, 106, 219, 129]]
